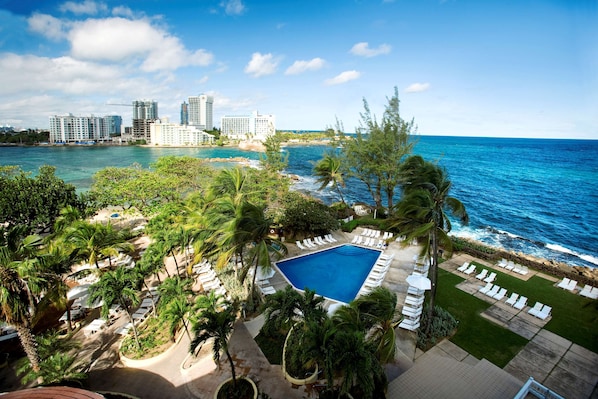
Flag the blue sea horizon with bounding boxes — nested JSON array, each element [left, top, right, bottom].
[[1, 135, 597, 270]]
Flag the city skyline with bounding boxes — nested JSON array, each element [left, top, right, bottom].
[[0, 0, 596, 139]]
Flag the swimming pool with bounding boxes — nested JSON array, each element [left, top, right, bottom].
[[275, 244, 382, 303]]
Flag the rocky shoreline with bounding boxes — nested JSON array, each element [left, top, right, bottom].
[[456, 237, 598, 285]]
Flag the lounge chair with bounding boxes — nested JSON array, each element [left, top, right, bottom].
[[379, 253, 395, 261], [579, 284, 592, 297], [259, 285, 276, 295], [566, 280, 578, 292], [408, 286, 425, 296], [517, 265, 529, 275], [362, 228, 371, 236], [404, 295, 425, 307], [485, 285, 500, 298], [557, 277, 570, 289], [589, 287, 598, 300], [376, 240, 385, 249], [316, 236, 327, 245], [528, 302, 544, 317], [536, 305, 552, 320], [505, 261, 515, 271], [303, 238, 314, 248], [497, 258, 508, 268], [364, 278, 383, 288], [483, 272, 497, 283], [493, 288, 507, 301], [308, 238, 318, 247], [402, 306, 423, 318], [374, 230, 381, 238], [505, 292, 519, 306], [296, 240, 306, 250], [513, 296, 527, 310], [457, 262, 470, 272], [479, 282, 493, 295], [325, 234, 336, 243], [198, 270, 218, 284], [475, 269, 489, 280], [463, 265, 477, 275], [399, 318, 420, 331]]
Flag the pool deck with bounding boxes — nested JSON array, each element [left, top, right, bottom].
[[3, 228, 596, 398]]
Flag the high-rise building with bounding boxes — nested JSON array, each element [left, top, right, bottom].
[[132, 100, 158, 120], [180, 101, 189, 125], [188, 94, 213, 130], [132, 100, 158, 142], [49, 114, 121, 144], [150, 118, 215, 146], [221, 111, 275, 142]]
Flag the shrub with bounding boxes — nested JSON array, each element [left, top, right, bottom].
[[416, 305, 459, 351]]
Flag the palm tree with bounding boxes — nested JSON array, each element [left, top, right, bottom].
[[236, 201, 287, 303], [313, 152, 346, 205], [19, 353, 87, 387], [88, 267, 142, 349], [161, 297, 192, 341], [0, 227, 44, 372], [158, 277, 193, 309], [260, 285, 304, 335], [65, 221, 133, 269], [190, 299, 239, 389], [390, 155, 468, 331]]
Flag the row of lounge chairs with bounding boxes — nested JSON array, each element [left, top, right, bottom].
[[479, 282, 507, 301], [358, 253, 394, 296], [556, 277, 578, 292], [351, 235, 387, 249], [528, 302, 552, 320], [116, 288, 160, 335], [497, 259, 529, 275], [361, 228, 394, 240], [579, 284, 598, 299], [193, 261, 227, 297], [296, 234, 337, 250], [475, 268, 497, 284]]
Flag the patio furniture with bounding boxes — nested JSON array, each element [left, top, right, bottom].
[[493, 288, 508, 301], [463, 265, 477, 275], [485, 285, 500, 298], [557, 278, 571, 289], [513, 296, 528, 310], [479, 282, 493, 295], [483, 272, 497, 283], [528, 302, 544, 317], [475, 269, 489, 280], [457, 262, 470, 272], [505, 293, 519, 306]]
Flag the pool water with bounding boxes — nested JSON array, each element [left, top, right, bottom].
[[276, 244, 381, 303]]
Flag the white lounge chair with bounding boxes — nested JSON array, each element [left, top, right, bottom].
[[404, 295, 425, 307], [399, 318, 420, 331], [589, 287, 598, 300], [517, 265, 529, 275], [485, 285, 500, 298], [479, 282, 493, 295], [296, 240, 306, 250], [505, 261, 515, 271], [463, 265, 477, 275], [528, 302, 544, 317], [362, 228, 371, 236], [513, 296, 527, 310], [457, 262, 470, 272], [505, 293, 519, 306], [566, 280, 578, 292], [536, 305, 552, 320], [259, 285, 276, 295], [493, 288, 507, 301], [475, 269, 489, 280], [557, 277, 570, 289], [402, 306, 423, 318], [497, 258, 508, 268], [483, 272, 497, 283], [325, 234, 336, 243]]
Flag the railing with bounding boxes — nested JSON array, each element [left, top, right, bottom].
[[513, 377, 565, 399]]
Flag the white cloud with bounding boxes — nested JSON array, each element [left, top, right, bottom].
[[325, 70, 361, 85], [244, 52, 279, 78], [285, 58, 325, 75], [350, 42, 391, 57], [68, 17, 213, 71], [112, 6, 134, 18], [28, 13, 68, 40], [197, 75, 209, 84], [60, 0, 108, 15], [405, 82, 431, 93], [220, 0, 246, 16]]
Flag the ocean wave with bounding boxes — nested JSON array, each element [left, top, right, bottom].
[[546, 244, 598, 266]]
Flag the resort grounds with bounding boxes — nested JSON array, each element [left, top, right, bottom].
[[1, 227, 596, 399]]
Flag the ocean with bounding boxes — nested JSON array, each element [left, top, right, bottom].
[[1, 136, 597, 269]]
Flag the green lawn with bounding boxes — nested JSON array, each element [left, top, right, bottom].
[[468, 261, 598, 352], [436, 265, 598, 368], [435, 270, 528, 367]]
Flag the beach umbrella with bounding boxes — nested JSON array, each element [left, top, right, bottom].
[[406, 274, 431, 291]]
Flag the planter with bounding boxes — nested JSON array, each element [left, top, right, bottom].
[[282, 325, 319, 385], [214, 376, 257, 399]]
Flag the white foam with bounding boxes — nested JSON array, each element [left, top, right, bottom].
[[546, 244, 598, 266]]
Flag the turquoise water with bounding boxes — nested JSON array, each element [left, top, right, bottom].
[[275, 245, 381, 303], [1, 136, 597, 269]]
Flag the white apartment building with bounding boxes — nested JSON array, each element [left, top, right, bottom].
[[150, 118, 214, 146], [188, 94, 213, 130], [221, 111, 275, 142], [49, 114, 121, 144]]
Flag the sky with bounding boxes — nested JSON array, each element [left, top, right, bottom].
[[0, 0, 596, 139]]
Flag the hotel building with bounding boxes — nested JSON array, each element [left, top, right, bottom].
[[132, 100, 158, 142], [187, 94, 213, 130], [221, 111, 275, 142], [150, 118, 214, 146], [49, 114, 122, 144]]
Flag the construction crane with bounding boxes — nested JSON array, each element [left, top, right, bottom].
[[106, 103, 133, 106]]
